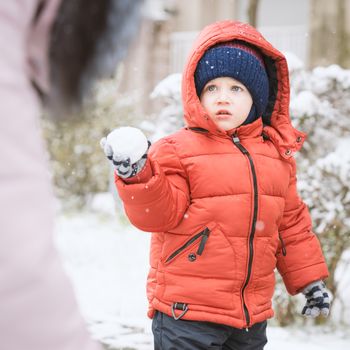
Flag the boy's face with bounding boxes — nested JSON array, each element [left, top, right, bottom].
[[199, 77, 253, 131]]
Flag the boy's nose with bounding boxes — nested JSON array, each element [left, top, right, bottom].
[[217, 91, 230, 103]]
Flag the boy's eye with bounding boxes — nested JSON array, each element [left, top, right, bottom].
[[207, 85, 217, 92], [231, 85, 243, 92]]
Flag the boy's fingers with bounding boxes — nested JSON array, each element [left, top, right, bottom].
[[321, 307, 330, 317], [304, 307, 312, 317], [302, 290, 330, 318], [303, 306, 320, 318], [310, 307, 320, 318]]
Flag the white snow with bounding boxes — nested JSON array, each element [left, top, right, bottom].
[[266, 326, 350, 350], [106, 127, 148, 163], [312, 65, 350, 91], [150, 73, 182, 101], [55, 209, 152, 349], [148, 73, 184, 141], [88, 192, 118, 216], [284, 51, 304, 73], [290, 90, 321, 117], [55, 207, 350, 349], [316, 137, 350, 181]]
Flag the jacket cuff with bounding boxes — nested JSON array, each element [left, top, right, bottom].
[[282, 263, 329, 295]]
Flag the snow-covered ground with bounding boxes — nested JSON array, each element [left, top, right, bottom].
[[54, 197, 350, 350]]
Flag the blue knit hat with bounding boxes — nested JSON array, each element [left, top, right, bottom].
[[194, 41, 269, 124]]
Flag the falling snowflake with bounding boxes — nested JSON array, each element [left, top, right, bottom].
[[256, 221, 265, 231]]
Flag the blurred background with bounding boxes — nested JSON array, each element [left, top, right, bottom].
[[46, 0, 350, 349]]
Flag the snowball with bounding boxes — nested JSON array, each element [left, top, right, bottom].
[[106, 127, 148, 164]]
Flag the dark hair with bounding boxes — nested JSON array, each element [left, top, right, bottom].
[[46, 0, 143, 117]]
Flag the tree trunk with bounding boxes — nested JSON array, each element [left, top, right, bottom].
[[310, 0, 350, 68], [247, 0, 260, 27], [337, 0, 349, 67]]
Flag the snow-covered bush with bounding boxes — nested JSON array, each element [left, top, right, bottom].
[[273, 53, 350, 326], [42, 71, 144, 209], [42, 71, 183, 210], [141, 73, 184, 141]]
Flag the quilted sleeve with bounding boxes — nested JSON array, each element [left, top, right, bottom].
[[276, 158, 329, 295], [115, 138, 190, 232]]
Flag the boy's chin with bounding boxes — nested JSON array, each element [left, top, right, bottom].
[[216, 120, 243, 131]]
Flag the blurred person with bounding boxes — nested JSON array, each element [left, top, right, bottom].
[[0, 0, 142, 349], [101, 21, 331, 349]]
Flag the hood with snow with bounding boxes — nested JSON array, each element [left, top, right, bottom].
[[181, 20, 306, 159]]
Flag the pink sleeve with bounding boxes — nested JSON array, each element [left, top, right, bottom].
[[0, 1, 101, 349]]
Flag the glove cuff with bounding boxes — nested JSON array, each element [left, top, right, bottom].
[[302, 280, 324, 294], [130, 155, 147, 177], [123, 158, 153, 184], [115, 154, 148, 179]]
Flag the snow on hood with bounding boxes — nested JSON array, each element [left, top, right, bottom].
[[181, 20, 306, 159]]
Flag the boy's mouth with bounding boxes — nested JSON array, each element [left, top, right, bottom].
[[216, 110, 232, 119]]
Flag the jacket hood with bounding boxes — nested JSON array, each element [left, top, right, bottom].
[[181, 20, 306, 159]]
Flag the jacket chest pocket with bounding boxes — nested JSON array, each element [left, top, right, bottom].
[[165, 227, 210, 264]]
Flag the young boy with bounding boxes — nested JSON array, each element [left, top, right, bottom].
[[101, 21, 330, 349]]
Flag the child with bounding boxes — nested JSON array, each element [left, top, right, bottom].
[[101, 21, 330, 349]]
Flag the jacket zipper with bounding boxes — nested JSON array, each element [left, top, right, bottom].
[[165, 227, 210, 263], [232, 134, 259, 327]]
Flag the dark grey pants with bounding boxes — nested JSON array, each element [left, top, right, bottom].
[[152, 311, 267, 350]]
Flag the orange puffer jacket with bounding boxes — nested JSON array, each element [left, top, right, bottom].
[[116, 20, 329, 329]]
